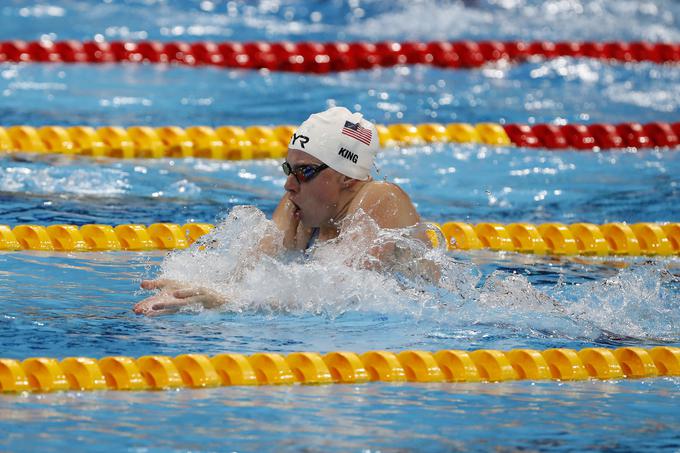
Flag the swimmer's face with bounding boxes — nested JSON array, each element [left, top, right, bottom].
[[284, 149, 345, 228]]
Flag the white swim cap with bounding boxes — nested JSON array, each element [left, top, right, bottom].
[[288, 106, 378, 181]]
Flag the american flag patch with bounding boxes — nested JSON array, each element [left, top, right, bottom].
[[342, 121, 372, 146]]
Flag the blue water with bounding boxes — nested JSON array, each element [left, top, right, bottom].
[[4, 380, 680, 452], [1, 1, 680, 452]]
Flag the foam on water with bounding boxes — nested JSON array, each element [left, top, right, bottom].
[[153, 205, 680, 343], [157, 205, 474, 317], [454, 263, 680, 344], [0, 160, 130, 196], [557, 263, 680, 341]]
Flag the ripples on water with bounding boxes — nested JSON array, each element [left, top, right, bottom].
[[2, 0, 679, 42], [1, 60, 679, 126], [2, 140, 678, 224], [1, 378, 678, 452], [1, 1, 680, 451]]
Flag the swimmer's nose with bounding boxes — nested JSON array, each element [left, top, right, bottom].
[[284, 173, 299, 192]]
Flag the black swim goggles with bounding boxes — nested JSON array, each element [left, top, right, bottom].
[[282, 161, 329, 183]]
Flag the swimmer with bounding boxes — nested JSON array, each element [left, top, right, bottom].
[[134, 106, 427, 316]]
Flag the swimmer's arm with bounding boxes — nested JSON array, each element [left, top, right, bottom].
[[356, 184, 441, 282], [357, 186, 420, 267]]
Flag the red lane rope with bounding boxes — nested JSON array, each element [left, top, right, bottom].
[[503, 121, 680, 150], [1, 40, 678, 72]]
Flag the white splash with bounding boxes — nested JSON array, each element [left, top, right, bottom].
[[559, 263, 680, 341], [155, 205, 680, 342], [158, 205, 477, 317]]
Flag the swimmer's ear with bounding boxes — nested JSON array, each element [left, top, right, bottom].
[[341, 176, 359, 189]]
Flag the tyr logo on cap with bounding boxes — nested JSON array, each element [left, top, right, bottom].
[[290, 133, 309, 149]]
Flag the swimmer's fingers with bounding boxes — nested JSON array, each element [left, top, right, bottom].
[[150, 296, 223, 312], [140, 279, 180, 291], [134, 288, 197, 314], [173, 288, 204, 299], [275, 195, 300, 250], [150, 299, 196, 311], [173, 288, 226, 309], [134, 286, 225, 316], [144, 307, 182, 317], [133, 301, 152, 315], [133, 292, 176, 315]]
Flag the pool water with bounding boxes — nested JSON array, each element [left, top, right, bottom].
[[1, 0, 680, 451]]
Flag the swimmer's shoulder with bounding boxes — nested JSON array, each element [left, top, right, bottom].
[[356, 180, 414, 205], [351, 180, 420, 228]]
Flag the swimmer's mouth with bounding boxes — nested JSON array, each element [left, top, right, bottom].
[[291, 200, 302, 219]]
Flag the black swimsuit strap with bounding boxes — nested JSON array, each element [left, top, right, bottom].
[[305, 227, 320, 251]]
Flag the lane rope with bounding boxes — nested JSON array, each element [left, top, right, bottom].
[[1, 121, 678, 159], [1, 40, 679, 71], [2, 347, 678, 393], [1, 222, 678, 256]]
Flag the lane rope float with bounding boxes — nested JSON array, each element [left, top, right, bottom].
[[1, 347, 678, 393], [1, 40, 679, 72], [1, 221, 678, 256], [0, 121, 678, 159]]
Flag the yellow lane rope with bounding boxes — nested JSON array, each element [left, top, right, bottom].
[[0, 123, 514, 159], [2, 347, 678, 393], [1, 222, 678, 256], [3, 122, 676, 158]]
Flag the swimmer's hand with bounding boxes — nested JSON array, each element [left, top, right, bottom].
[[273, 193, 316, 251], [133, 279, 226, 316], [276, 194, 300, 250]]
